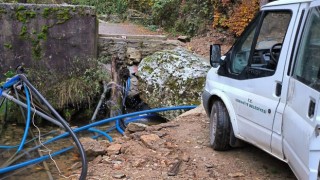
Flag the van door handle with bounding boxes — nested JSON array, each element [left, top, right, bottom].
[[275, 83, 282, 97], [316, 124, 320, 137], [308, 100, 316, 118]]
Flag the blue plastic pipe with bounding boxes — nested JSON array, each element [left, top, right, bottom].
[[92, 126, 116, 139], [116, 119, 125, 135], [0, 146, 73, 174], [43, 106, 196, 146], [0, 106, 196, 173], [92, 115, 155, 139], [0, 145, 16, 149], [88, 128, 113, 142], [17, 84, 31, 153], [0, 75, 20, 97], [124, 114, 157, 124], [2, 75, 20, 89]]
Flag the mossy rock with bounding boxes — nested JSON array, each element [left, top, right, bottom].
[[137, 47, 210, 120]]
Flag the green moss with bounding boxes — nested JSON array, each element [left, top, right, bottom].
[[142, 65, 153, 74], [0, 8, 7, 14], [16, 11, 36, 23], [36, 25, 49, 40], [56, 8, 71, 24], [17, 6, 26, 11], [31, 39, 41, 60], [42, 7, 50, 18], [139, 41, 144, 48], [26, 11, 36, 18], [42, 7, 73, 24], [19, 25, 28, 38], [4, 43, 12, 49], [15, 5, 36, 23], [72, 6, 76, 12]]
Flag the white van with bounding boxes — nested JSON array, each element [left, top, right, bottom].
[[202, 0, 320, 179]]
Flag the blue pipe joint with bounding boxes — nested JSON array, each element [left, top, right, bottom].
[[2, 75, 20, 89], [116, 119, 125, 135]]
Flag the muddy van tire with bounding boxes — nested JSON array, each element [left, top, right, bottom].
[[209, 100, 231, 151]]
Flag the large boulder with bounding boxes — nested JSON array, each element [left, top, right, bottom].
[[137, 47, 210, 120]]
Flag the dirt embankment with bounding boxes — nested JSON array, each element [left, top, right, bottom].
[[71, 106, 295, 180]]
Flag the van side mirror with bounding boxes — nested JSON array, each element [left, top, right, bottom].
[[210, 44, 221, 68]]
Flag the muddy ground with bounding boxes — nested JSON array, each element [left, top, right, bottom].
[[70, 105, 295, 180]]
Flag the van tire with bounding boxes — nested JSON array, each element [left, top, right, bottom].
[[209, 100, 231, 151]]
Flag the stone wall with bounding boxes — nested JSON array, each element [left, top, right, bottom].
[[0, 3, 99, 124], [98, 35, 179, 68], [0, 3, 97, 80]]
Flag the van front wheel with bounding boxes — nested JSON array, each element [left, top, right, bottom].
[[209, 100, 231, 151]]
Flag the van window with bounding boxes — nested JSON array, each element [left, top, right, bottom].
[[230, 11, 292, 78], [230, 20, 256, 74], [293, 7, 320, 91]]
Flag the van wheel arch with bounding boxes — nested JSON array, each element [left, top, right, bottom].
[[209, 99, 245, 150]]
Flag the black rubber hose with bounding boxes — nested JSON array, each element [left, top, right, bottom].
[[18, 75, 87, 180]]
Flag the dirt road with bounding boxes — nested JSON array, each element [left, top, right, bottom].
[[99, 21, 162, 36], [71, 106, 295, 179]]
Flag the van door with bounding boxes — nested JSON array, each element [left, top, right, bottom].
[[217, 4, 299, 153], [284, 3, 320, 179]]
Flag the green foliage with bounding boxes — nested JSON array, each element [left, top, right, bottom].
[[0, 70, 15, 86], [4, 70, 15, 78], [27, 57, 110, 109], [137, 0, 213, 36], [16, 7, 36, 23], [170, 0, 213, 36], [0, 7, 7, 15], [127, 0, 153, 14], [213, 0, 259, 36], [4, 43, 12, 49], [19, 25, 27, 38], [147, 24, 158, 32], [71, 0, 127, 15], [151, 0, 179, 29]]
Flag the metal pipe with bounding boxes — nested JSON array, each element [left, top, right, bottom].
[[90, 81, 108, 123], [1, 92, 63, 128]]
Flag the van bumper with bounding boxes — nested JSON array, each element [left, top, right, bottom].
[[202, 90, 211, 117]]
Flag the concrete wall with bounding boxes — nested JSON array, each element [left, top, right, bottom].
[[0, 3, 97, 79]]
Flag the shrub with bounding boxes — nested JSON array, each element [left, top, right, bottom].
[[151, 0, 180, 29], [71, 0, 127, 15]]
